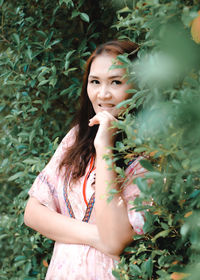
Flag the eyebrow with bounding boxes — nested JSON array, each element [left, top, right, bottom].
[[88, 75, 123, 79]]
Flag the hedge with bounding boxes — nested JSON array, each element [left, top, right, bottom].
[[1, 0, 200, 279]]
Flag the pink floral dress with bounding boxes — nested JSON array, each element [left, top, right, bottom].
[[28, 128, 146, 280]]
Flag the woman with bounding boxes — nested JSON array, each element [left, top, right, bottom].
[[24, 40, 146, 279]]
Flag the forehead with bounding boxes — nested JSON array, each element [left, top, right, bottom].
[[89, 54, 125, 77]]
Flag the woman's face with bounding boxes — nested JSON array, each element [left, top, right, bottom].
[[87, 53, 132, 117]]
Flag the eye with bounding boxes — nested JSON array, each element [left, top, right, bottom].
[[90, 79, 100, 85], [112, 80, 122, 85]]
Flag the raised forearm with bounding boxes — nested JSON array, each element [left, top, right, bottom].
[[95, 148, 134, 255]]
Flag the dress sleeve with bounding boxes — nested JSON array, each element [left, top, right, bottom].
[[122, 158, 147, 235], [28, 127, 76, 212]]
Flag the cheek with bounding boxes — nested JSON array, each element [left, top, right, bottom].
[[118, 84, 132, 101], [117, 92, 129, 103]]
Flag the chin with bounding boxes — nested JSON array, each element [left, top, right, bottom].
[[97, 107, 116, 115]]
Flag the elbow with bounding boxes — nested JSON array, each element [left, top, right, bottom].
[[24, 203, 31, 228], [24, 197, 37, 228], [102, 233, 133, 256], [104, 240, 128, 256], [107, 244, 125, 257]]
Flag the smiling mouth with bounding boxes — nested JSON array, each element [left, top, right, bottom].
[[98, 104, 115, 109]]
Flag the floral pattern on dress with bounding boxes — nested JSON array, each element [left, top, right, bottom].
[[28, 127, 146, 280]]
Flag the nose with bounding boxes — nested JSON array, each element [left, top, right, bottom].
[[98, 84, 111, 99]]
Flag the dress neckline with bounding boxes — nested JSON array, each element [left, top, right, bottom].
[[82, 156, 96, 206], [63, 156, 96, 223]]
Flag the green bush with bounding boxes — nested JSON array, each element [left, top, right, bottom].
[[1, 0, 200, 279], [0, 0, 117, 278], [111, 0, 200, 279]]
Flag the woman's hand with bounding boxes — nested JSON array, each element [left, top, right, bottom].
[[89, 111, 117, 150]]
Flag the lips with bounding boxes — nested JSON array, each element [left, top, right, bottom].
[[98, 103, 115, 109]]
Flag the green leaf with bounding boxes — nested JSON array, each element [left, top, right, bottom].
[[112, 270, 121, 279], [116, 54, 129, 64], [139, 159, 155, 171], [0, 234, 8, 240], [60, 0, 74, 7], [145, 258, 153, 278], [38, 80, 49, 86], [80, 12, 90, 22], [71, 10, 79, 18], [12, 33, 20, 45], [65, 60, 70, 70], [23, 158, 39, 165], [29, 130, 35, 143], [49, 77, 57, 87], [109, 188, 119, 195], [49, 39, 61, 48], [130, 263, 141, 274], [116, 98, 133, 109], [161, 222, 169, 230], [117, 6, 132, 14], [14, 255, 26, 262], [134, 147, 147, 153], [8, 172, 24, 181], [60, 88, 70, 95], [36, 30, 47, 38], [134, 177, 148, 193], [14, 260, 26, 268], [65, 50, 76, 60], [125, 89, 138, 94], [26, 47, 32, 60], [144, 172, 163, 179], [152, 229, 170, 243], [24, 262, 32, 275]]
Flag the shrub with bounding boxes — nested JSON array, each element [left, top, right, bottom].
[[1, 0, 200, 279], [0, 0, 117, 278], [112, 0, 200, 279]]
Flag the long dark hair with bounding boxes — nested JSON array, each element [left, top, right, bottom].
[[59, 40, 139, 181]]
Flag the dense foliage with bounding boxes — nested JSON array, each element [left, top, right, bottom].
[[111, 1, 200, 279], [0, 0, 116, 278], [1, 0, 200, 279]]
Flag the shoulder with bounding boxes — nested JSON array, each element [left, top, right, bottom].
[[45, 126, 78, 172], [122, 156, 147, 199], [125, 156, 146, 177], [60, 125, 78, 148]]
